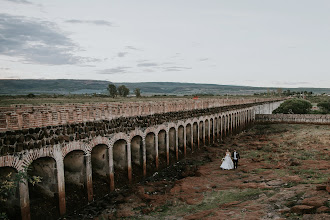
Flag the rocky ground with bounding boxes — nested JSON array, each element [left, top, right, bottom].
[[65, 124, 330, 220]]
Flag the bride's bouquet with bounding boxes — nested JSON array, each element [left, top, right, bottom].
[[221, 158, 225, 161]]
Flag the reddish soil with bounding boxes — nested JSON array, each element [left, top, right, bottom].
[[64, 124, 330, 220]]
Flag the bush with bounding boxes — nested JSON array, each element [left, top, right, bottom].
[[273, 99, 312, 114]]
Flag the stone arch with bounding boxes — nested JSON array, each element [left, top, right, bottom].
[[145, 130, 156, 175], [63, 149, 88, 212], [22, 146, 60, 170], [27, 156, 59, 219], [62, 141, 89, 159], [87, 136, 111, 154], [130, 134, 144, 180], [168, 125, 177, 163], [0, 155, 22, 171], [109, 132, 129, 146], [185, 121, 193, 153], [112, 137, 129, 188]]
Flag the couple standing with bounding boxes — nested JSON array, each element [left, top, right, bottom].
[[220, 149, 240, 170]]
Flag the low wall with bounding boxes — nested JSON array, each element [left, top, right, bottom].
[[255, 114, 330, 125]]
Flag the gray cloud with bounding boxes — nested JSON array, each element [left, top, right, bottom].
[[164, 66, 192, 72], [126, 46, 141, 51], [66, 19, 113, 27], [0, 67, 10, 70], [0, 13, 97, 65], [137, 62, 159, 67], [117, 52, 128, 57], [98, 67, 130, 74], [4, 0, 32, 4], [272, 81, 310, 86], [199, 58, 209, 61]]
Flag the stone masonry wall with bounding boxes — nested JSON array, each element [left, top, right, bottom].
[[0, 98, 282, 132], [255, 114, 330, 124], [0, 103, 255, 156]]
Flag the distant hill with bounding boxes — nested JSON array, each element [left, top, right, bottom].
[[0, 79, 329, 95]]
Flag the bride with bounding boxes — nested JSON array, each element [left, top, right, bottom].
[[220, 149, 234, 170]]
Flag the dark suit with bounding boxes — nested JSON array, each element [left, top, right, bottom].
[[231, 151, 240, 169]]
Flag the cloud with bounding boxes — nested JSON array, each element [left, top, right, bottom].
[[137, 62, 159, 67], [199, 58, 209, 61], [117, 52, 128, 57], [126, 46, 141, 51], [98, 67, 130, 74], [163, 66, 192, 72], [0, 13, 97, 65], [65, 19, 113, 27], [0, 67, 10, 70], [3, 0, 32, 4]]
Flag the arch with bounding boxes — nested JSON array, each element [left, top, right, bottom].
[[87, 136, 111, 154], [178, 124, 185, 158], [130, 135, 144, 180], [62, 141, 88, 159], [112, 138, 128, 188], [168, 126, 177, 163], [205, 119, 209, 145], [185, 123, 192, 154], [157, 129, 167, 169], [0, 155, 22, 171], [91, 144, 110, 199], [145, 131, 156, 175], [63, 149, 88, 213], [192, 121, 198, 149], [110, 132, 129, 146], [28, 156, 59, 220]]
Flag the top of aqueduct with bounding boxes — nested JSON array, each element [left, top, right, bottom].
[[0, 97, 283, 132]]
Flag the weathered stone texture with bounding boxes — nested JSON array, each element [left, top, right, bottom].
[[256, 114, 330, 124]]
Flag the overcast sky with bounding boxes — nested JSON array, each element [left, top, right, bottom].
[[0, 0, 329, 88]]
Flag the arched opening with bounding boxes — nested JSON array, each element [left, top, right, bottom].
[[0, 167, 20, 220], [146, 132, 156, 175], [205, 119, 209, 145], [169, 127, 176, 163], [214, 118, 218, 141], [28, 157, 59, 220], [131, 135, 143, 181], [193, 122, 198, 149], [91, 144, 110, 199], [226, 115, 229, 136], [64, 150, 88, 213], [210, 118, 214, 143], [113, 139, 128, 188], [186, 124, 192, 154], [199, 121, 203, 146], [158, 130, 167, 168], [178, 125, 184, 158]]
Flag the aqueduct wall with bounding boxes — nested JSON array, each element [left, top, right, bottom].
[[256, 114, 330, 124], [0, 98, 284, 220]]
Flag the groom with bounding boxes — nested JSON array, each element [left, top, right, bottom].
[[232, 149, 240, 169]]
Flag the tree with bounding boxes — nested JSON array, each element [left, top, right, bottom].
[[317, 102, 330, 113], [273, 99, 312, 114], [134, 88, 141, 97], [107, 84, 117, 98], [117, 85, 130, 97]]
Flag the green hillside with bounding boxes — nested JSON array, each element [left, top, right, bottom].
[[0, 79, 329, 95]]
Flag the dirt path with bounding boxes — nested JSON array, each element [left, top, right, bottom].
[[67, 124, 330, 220]]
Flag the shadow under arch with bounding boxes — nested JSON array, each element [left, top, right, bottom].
[[91, 144, 110, 199], [63, 150, 88, 213], [130, 135, 143, 182], [113, 139, 128, 188], [27, 156, 59, 220]]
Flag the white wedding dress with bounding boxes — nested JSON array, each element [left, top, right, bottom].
[[220, 153, 234, 170]]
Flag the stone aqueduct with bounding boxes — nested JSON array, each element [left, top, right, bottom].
[[0, 98, 283, 220]]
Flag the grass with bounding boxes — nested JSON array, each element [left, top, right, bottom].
[[142, 188, 266, 219]]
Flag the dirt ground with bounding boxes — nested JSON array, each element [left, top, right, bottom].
[[65, 124, 330, 220]]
